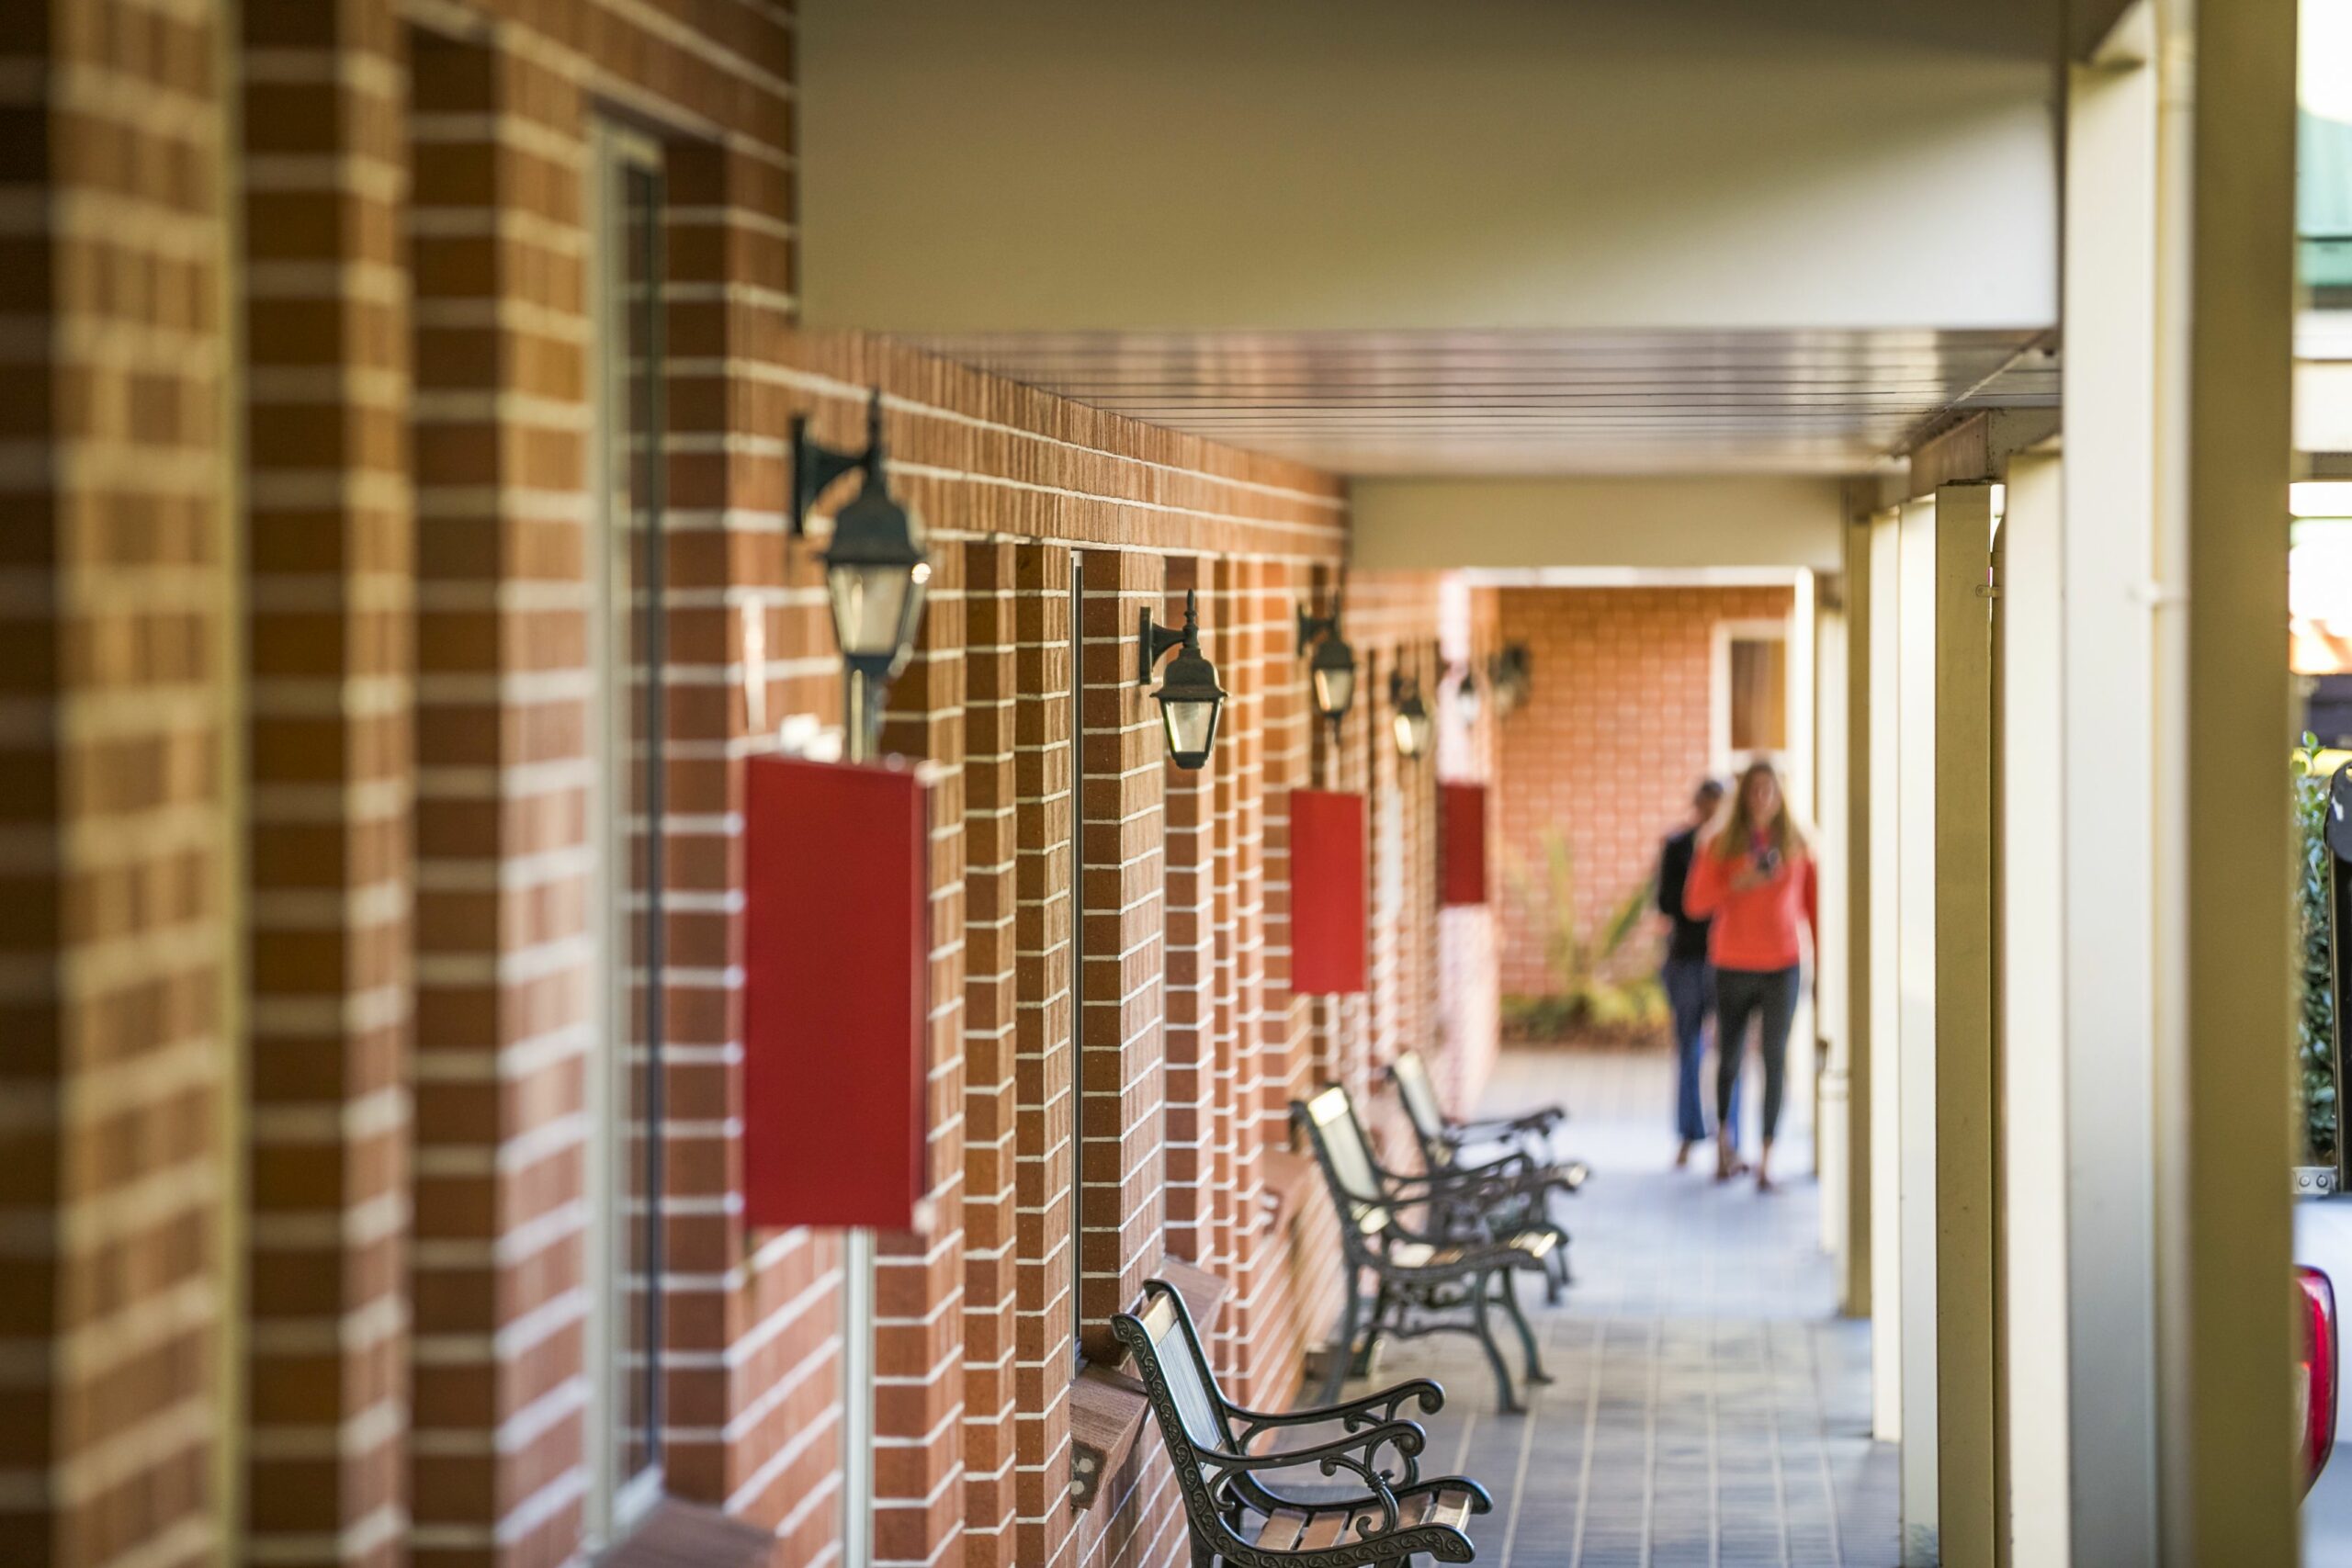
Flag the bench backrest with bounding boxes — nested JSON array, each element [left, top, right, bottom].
[[1391, 1051, 1446, 1149], [1114, 1280, 1231, 1455], [1112, 1280, 1260, 1552], [1295, 1086, 1391, 1238]]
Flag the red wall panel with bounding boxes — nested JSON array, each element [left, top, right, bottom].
[[1289, 789, 1367, 993], [743, 754, 929, 1230], [1441, 783, 1487, 907]]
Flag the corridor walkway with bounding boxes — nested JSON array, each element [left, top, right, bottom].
[[1323, 1047, 1899, 1567]]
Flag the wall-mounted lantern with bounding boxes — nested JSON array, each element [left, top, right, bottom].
[[1297, 593, 1358, 726], [790, 391, 931, 756], [1140, 589, 1227, 770], [1487, 642, 1532, 717], [1390, 673, 1433, 761]]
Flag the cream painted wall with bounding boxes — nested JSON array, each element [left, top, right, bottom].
[[801, 0, 2059, 333], [1352, 477, 1847, 571]]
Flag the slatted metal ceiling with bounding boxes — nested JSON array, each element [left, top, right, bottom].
[[900, 328, 2057, 477]]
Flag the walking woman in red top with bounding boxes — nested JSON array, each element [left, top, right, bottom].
[[1682, 758, 1817, 1191]]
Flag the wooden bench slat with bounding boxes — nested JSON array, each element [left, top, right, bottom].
[[1332, 1493, 1436, 1545], [1314, 1505, 1381, 1549], [1255, 1509, 1310, 1551]]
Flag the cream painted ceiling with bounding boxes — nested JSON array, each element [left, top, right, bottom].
[[899, 329, 2058, 478]]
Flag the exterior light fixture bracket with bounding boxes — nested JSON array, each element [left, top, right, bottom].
[[1139, 602, 1191, 686], [1296, 593, 1344, 651], [789, 388, 888, 539]]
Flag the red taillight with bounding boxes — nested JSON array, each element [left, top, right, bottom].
[[2299, 1265, 2337, 1498]]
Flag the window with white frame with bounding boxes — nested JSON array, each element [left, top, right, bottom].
[[587, 121, 666, 1543], [1713, 618, 1791, 775]]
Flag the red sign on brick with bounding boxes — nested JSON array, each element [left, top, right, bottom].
[[1289, 789, 1367, 993], [1441, 783, 1488, 908], [743, 754, 929, 1230]]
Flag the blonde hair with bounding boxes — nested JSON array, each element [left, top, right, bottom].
[[1710, 758, 1810, 863]]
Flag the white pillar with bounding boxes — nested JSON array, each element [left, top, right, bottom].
[[1816, 592, 1850, 1246], [1998, 449, 2073, 1565], [2056, 17, 2166, 1565], [1868, 506, 1905, 1447], [1895, 492, 1940, 1564]]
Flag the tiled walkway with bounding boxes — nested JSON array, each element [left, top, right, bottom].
[[1314, 1047, 1900, 1567]]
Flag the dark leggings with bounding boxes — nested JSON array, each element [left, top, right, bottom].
[[1714, 964, 1801, 1143]]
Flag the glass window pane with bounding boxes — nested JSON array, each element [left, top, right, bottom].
[[595, 136, 665, 1522], [1730, 637, 1788, 752]]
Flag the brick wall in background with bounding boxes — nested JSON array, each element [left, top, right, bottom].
[[1494, 586, 1796, 1001]]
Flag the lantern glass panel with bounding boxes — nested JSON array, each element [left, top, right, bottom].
[[1160, 694, 1223, 769], [1312, 663, 1356, 719], [828, 560, 924, 664], [1393, 707, 1433, 759]]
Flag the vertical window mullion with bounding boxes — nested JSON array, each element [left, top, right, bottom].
[[589, 126, 667, 1540], [1069, 551, 1085, 1366]]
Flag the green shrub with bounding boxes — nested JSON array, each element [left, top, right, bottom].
[[2296, 736, 2339, 1167], [1500, 828, 1668, 1041]]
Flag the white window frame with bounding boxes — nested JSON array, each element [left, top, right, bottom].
[[584, 118, 668, 1550]]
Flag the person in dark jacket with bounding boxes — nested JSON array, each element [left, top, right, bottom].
[[1657, 777, 1736, 1168]]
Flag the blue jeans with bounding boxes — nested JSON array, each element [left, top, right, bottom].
[[1663, 957, 1737, 1144]]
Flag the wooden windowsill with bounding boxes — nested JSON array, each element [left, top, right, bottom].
[[602, 1500, 774, 1568], [1258, 1147, 1317, 1230], [1068, 1363, 1150, 1514]]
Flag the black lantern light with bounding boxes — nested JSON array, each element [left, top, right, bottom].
[[1297, 594, 1358, 726], [1390, 672, 1433, 761], [1487, 642, 1532, 716], [1139, 590, 1227, 770], [790, 390, 932, 681]]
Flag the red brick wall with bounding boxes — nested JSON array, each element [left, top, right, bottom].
[[1494, 586, 1795, 1000], [0, 7, 1497, 1568]]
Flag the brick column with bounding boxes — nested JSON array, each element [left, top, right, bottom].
[[959, 540, 1021, 1566], [1074, 549, 1167, 1356], [662, 148, 845, 1556], [0, 1, 237, 1562], [1159, 560, 1213, 1275], [1010, 541, 1076, 1568], [404, 29, 594, 1568], [874, 527, 967, 1568], [1204, 558, 1267, 1395], [241, 0, 415, 1562]]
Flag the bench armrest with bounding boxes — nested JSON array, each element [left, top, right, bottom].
[[1382, 1166, 1555, 1211], [1227, 1377, 1445, 1438], [1446, 1107, 1565, 1140], [1195, 1419, 1428, 1498]]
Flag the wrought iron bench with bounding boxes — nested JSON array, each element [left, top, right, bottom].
[[1112, 1279, 1491, 1566], [1389, 1053, 1587, 1303], [1389, 1050, 1580, 1185], [1293, 1087, 1557, 1414], [1319, 1080, 1575, 1305]]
